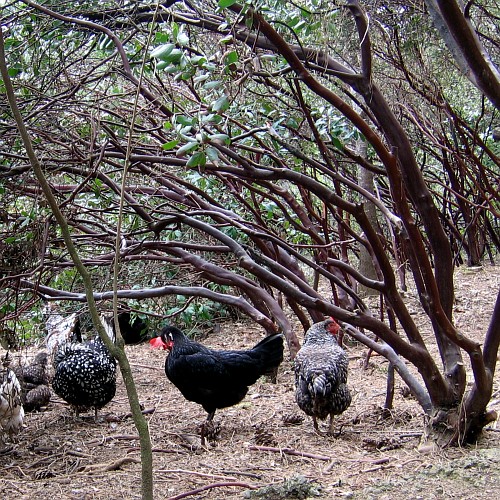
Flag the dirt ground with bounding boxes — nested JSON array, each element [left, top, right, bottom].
[[1, 265, 499, 499]]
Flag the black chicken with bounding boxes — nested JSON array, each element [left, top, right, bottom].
[[116, 312, 149, 344], [150, 325, 284, 443], [294, 318, 351, 435], [52, 321, 117, 419]]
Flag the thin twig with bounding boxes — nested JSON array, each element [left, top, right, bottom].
[[112, 408, 156, 421], [130, 362, 161, 370], [88, 434, 139, 446], [249, 445, 330, 461], [156, 468, 238, 480], [66, 450, 92, 458], [221, 470, 262, 479], [127, 447, 188, 455], [80, 457, 140, 473], [324, 455, 393, 472], [26, 453, 64, 468], [166, 481, 257, 500]]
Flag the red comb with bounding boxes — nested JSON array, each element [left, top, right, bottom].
[[327, 317, 340, 334], [149, 336, 168, 350]]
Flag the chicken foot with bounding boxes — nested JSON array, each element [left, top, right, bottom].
[[312, 415, 343, 437], [200, 411, 216, 447]]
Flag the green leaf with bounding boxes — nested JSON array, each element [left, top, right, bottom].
[[201, 113, 217, 123], [176, 141, 199, 156], [212, 95, 230, 113], [193, 73, 210, 84], [176, 115, 194, 127], [225, 51, 238, 65], [162, 65, 180, 74], [209, 133, 231, 145], [331, 136, 343, 150], [218, 0, 238, 8], [162, 49, 184, 64], [177, 68, 196, 80], [156, 61, 170, 70], [151, 43, 175, 61], [8, 67, 21, 77], [155, 32, 170, 44], [190, 56, 207, 67], [4, 38, 21, 49], [186, 151, 207, 167], [204, 62, 217, 72], [172, 22, 179, 39], [162, 140, 179, 150], [177, 32, 189, 47], [206, 147, 219, 161], [203, 80, 222, 90], [211, 115, 223, 124]]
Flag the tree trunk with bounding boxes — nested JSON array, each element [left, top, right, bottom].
[[357, 165, 379, 297]]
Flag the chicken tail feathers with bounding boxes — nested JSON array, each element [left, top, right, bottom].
[[312, 373, 329, 396], [252, 333, 284, 376]]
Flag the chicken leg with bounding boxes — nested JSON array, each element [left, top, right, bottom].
[[200, 411, 216, 447]]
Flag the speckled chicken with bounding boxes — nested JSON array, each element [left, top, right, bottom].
[[294, 318, 351, 434], [0, 353, 24, 445], [14, 351, 52, 412], [52, 319, 116, 419]]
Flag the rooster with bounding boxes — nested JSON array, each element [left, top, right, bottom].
[[49, 313, 117, 419], [294, 318, 351, 435], [150, 325, 284, 444], [0, 353, 24, 446]]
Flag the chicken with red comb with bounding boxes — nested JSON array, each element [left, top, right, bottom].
[[294, 318, 351, 435], [151, 325, 284, 445]]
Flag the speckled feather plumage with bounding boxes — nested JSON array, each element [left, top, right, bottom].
[[14, 351, 52, 412], [0, 355, 24, 442], [52, 336, 116, 413], [294, 319, 351, 425], [22, 351, 51, 387]]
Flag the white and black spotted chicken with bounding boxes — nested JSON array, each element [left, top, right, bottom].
[[294, 318, 351, 434], [52, 321, 116, 418]]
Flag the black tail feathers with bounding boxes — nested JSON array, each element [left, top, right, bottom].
[[252, 333, 284, 380]]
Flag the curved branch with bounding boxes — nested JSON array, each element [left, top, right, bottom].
[[425, 0, 500, 109], [343, 324, 432, 412], [21, 0, 174, 118], [347, 0, 372, 80]]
